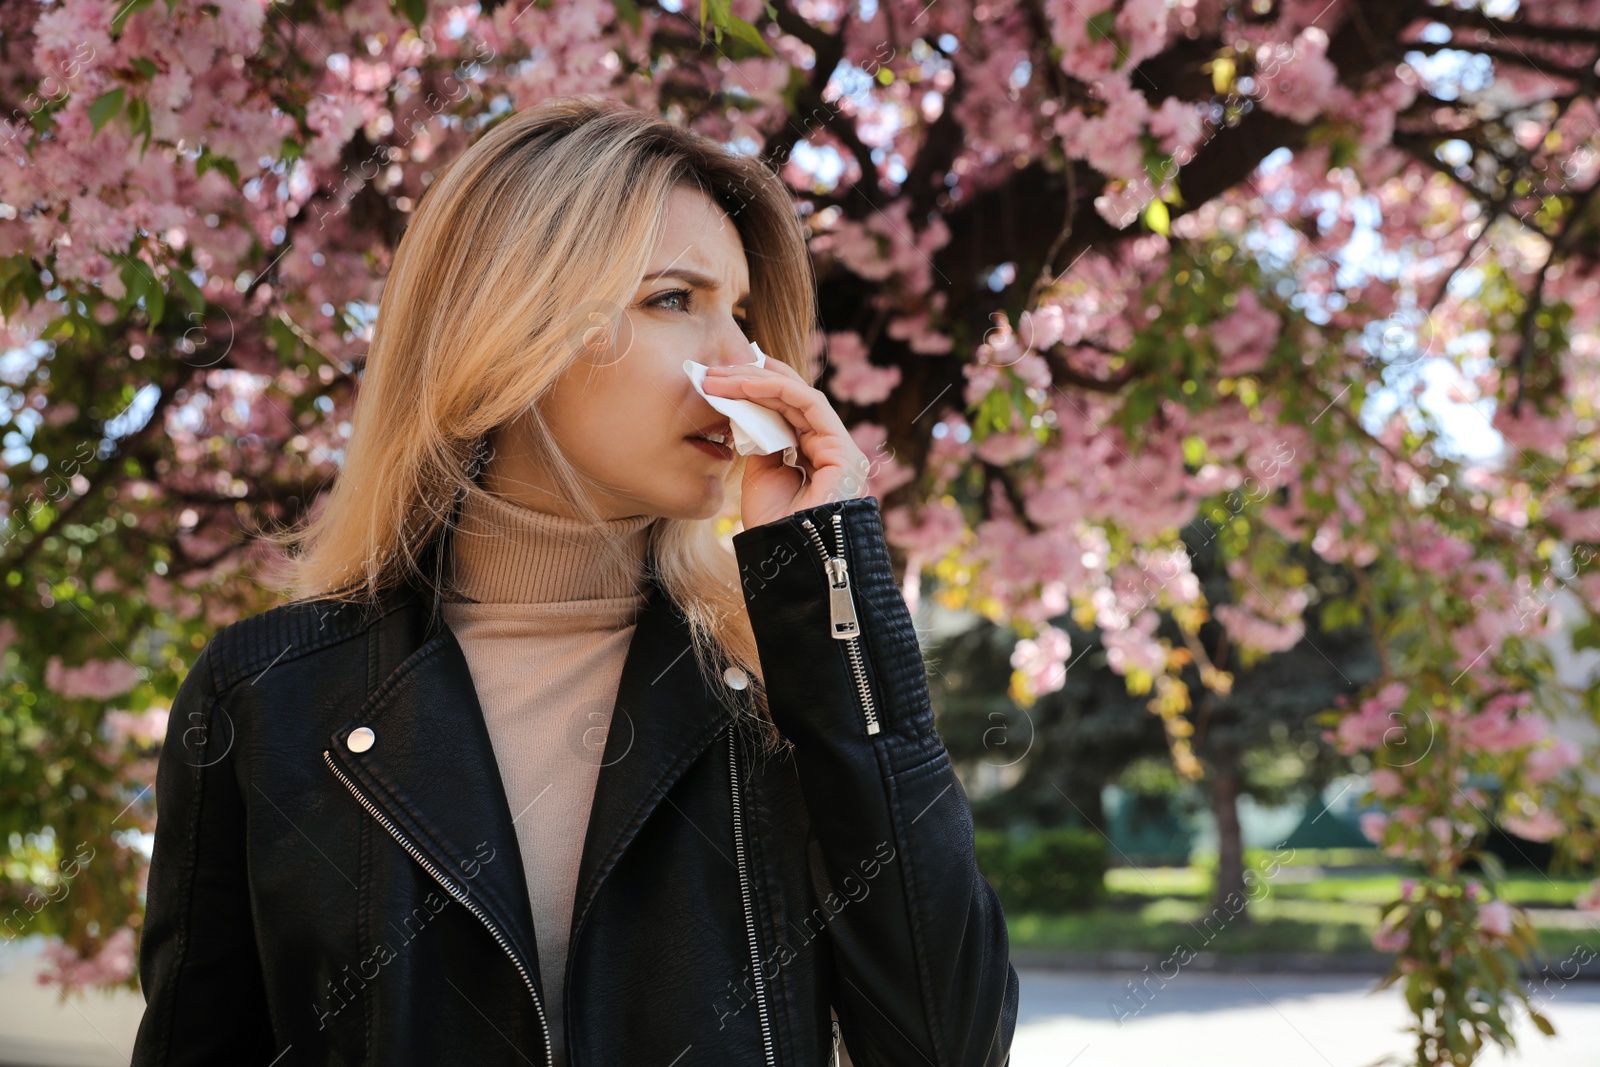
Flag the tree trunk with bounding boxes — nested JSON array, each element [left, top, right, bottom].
[[1210, 766, 1248, 914]]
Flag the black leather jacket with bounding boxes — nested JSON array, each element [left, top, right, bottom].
[[131, 495, 1019, 1066]]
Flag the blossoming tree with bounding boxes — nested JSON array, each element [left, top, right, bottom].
[[1, 0, 1597, 1062]]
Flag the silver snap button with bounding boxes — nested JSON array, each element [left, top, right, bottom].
[[347, 727, 376, 753], [723, 666, 749, 690]]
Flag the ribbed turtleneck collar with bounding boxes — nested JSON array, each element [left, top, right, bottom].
[[443, 484, 658, 605]]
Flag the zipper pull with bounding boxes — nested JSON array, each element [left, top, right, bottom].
[[824, 556, 860, 639], [831, 1017, 842, 1066]]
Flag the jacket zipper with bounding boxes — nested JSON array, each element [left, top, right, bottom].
[[831, 1017, 842, 1066], [322, 749, 554, 1067], [728, 730, 778, 1067], [799, 514, 881, 735]]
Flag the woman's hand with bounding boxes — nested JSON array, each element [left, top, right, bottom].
[[700, 357, 871, 530]]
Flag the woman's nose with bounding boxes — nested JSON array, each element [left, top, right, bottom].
[[706, 318, 756, 368]]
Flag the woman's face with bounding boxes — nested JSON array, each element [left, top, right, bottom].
[[485, 184, 757, 521]]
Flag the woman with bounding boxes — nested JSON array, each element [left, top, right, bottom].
[[132, 96, 1018, 1067]]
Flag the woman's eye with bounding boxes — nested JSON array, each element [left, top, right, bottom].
[[653, 289, 691, 312]]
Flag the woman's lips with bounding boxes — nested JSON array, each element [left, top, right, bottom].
[[686, 435, 734, 460]]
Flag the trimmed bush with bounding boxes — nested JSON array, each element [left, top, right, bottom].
[[974, 826, 1109, 912]]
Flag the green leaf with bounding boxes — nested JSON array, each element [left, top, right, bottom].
[[1122, 384, 1159, 428], [1320, 597, 1364, 632], [1087, 10, 1117, 40], [1210, 55, 1235, 95], [143, 272, 165, 328], [111, 0, 157, 35], [394, 0, 428, 30], [195, 146, 240, 184], [722, 15, 774, 56], [700, 0, 731, 37], [267, 314, 301, 360], [1570, 620, 1600, 652], [612, 0, 641, 31], [120, 260, 146, 312], [973, 389, 1011, 438], [88, 88, 126, 136], [128, 95, 152, 151], [1143, 197, 1170, 235], [171, 269, 206, 315]]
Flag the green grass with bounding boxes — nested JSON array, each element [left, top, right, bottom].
[[1103, 866, 1596, 907], [1006, 904, 1600, 960], [1011, 863, 1600, 960], [1006, 903, 1375, 955]]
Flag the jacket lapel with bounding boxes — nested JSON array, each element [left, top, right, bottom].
[[325, 601, 547, 997], [568, 575, 736, 944], [324, 562, 737, 998]]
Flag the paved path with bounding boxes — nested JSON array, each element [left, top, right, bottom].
[[4, 936, 1598, 1066], [1013, 969, 1600, 1066]]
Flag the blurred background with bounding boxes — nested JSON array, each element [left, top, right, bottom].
[[2, 0, 1599, 1065]]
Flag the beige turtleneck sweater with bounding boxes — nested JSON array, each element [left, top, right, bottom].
[[440, 484, 656, 1066]]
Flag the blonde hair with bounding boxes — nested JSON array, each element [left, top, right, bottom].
[[264, 96, 819, 751]]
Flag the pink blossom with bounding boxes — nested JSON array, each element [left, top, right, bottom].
[[886, 310, 953, 355], [1093, 179, 1158, 229], [43, 657, 144, 701], [1369, 769, 1403, 797], [1334, 682, 1407, 754], [1011, 625, 1074, 698], [1212, 603, 1303, 653], [1311, 520, 1381, 566], [1044, 0, 1123, 81], [1477, 900, 1515, 939], [1459, 692, 1545, 754], [31, 0, 115, 76], [1053, 77, 1152, 182], [1403, 531, 1475, 575], [1130, 545, 1201, 606], [37, 926, 137, 992], [821, 331, 901, 406], [1212, 288, 1280, 376], [1255, 28, 1351, 125], [1359, 811, 1388, 844], [885, 499, 968, 562], [1523, 738, 1581, 784], [104, 708, 170, 748], [1115, 0, 1171, 67], [815, 199, 948, 294], [847, 422, 915, 502], [1102, 611, 1167, 675], [1502, 808, 1563, 843], [1149, 97, 1206, 159], [1492, 404, 1576, 456], [1371, 920, 1409, 952], [975, 430, 1043, 466]]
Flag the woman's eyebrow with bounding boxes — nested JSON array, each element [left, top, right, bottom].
[[640, 267, 749, 306]]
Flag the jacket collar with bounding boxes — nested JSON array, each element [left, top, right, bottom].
[[325, 517, 737, 1002]]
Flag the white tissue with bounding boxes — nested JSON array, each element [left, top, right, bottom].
[[683, 341, 803, 471]]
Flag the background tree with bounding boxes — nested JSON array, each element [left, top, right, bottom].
[[933, 534, 1381, 910]]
